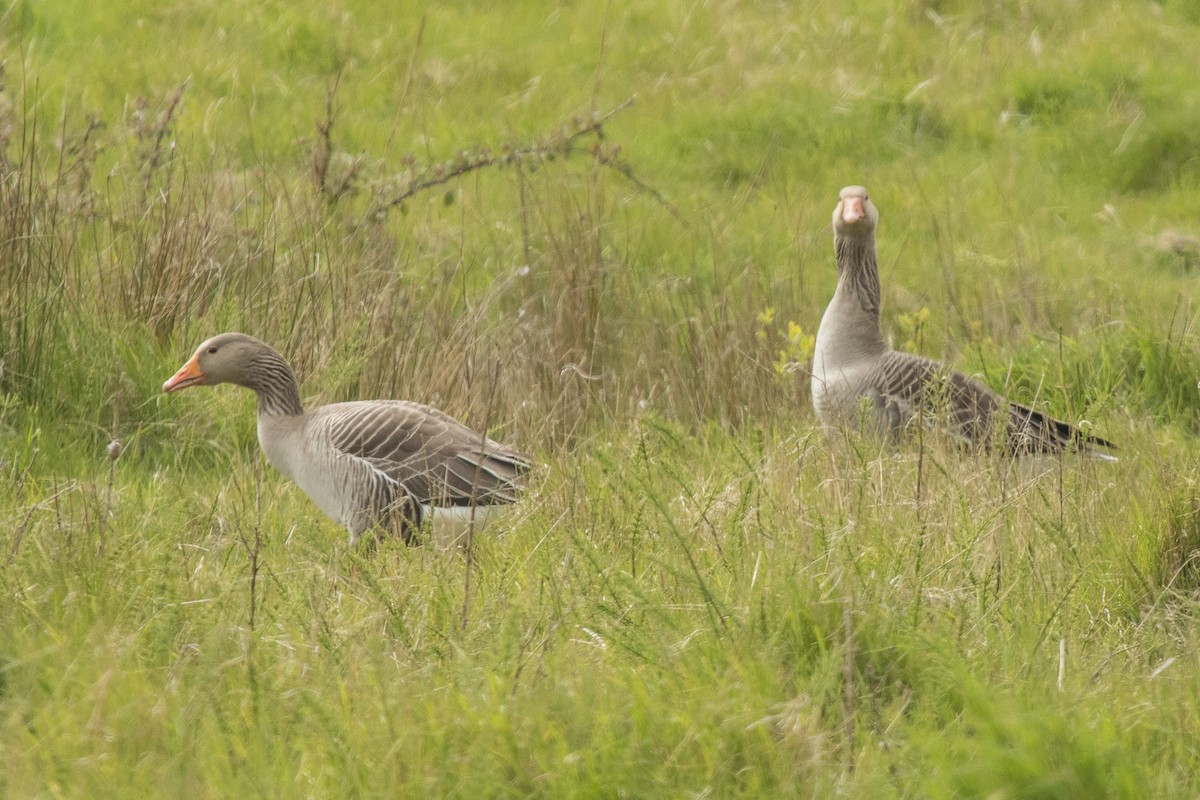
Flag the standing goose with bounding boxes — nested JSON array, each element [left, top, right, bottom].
[[163, 332, 531, 545], [811, 185, 1116, 458]]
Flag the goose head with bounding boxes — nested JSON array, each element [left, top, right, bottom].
[[163, 332, 275, 393], [832, 185, 878, 239]]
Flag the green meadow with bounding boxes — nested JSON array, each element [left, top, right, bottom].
[[4, 0, 1200, 796]]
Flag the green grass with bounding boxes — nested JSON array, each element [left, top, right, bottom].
[[4, 0, 1200, 796]]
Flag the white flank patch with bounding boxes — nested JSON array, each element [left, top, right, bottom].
[[425, 504, 510, 549]]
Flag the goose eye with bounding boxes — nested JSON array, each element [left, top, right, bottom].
[[207, 346, 219, 354]]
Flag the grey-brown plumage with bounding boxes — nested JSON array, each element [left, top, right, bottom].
[[164, 332, 530, 544], [811, 185, 1116, 458]]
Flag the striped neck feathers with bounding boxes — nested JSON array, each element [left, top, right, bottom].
[[245, 350, 305, 417], [834, 232, 882, 319]]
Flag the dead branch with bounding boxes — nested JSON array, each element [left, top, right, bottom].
[[365, 97, 686, 226]]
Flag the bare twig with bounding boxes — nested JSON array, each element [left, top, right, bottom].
[[365, 97, 685, 225], [371, 98, 632, 210], [600, 154, 688, 227], [239, 457, 265, 631], [312, 67, 344, 198], [100, 435, 121, 556], [590, 1, 612, 110], [384, 16, 426, 157], [142, 80, 189, 187], [842, 601, 857, 772], [8, 480, 78, 564]]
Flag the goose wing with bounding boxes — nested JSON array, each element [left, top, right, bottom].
[[316, 400, 530, 507], [867, 350, 1116, 456], [863, 350, 1006, 445]]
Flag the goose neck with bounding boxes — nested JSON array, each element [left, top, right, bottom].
[[246, 352, 305, 417], [834, 233, 882, 318]]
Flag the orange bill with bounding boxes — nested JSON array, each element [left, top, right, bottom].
[[840, 195, 865, 224], [163, 354, 205, 393]]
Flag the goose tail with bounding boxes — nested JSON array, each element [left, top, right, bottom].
[[1009, 401, 1118, 461]]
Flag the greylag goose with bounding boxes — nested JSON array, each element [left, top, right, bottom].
[[811, 185, 1116, 458], [163, 332, 531, 544]]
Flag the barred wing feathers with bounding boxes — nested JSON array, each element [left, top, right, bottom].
[[317, 400, 530, 508]]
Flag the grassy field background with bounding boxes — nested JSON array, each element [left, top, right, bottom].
[[4, 1, 1200, 796]]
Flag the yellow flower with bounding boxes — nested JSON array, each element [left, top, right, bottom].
[[786, 321, 815, 360]]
